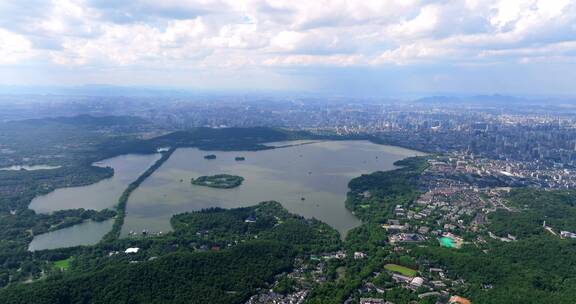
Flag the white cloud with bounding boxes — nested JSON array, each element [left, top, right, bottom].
[[210, 22, 267, 49], [1, 0, 576, 71], [263, 54, 362, 67], [388, 5, 441, 38], [0, 28, 35, 64], [374, 43, 455, 65]]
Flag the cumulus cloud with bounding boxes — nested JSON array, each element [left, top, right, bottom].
[[0, 28, 35, 64], [0, 0, 575, 74]]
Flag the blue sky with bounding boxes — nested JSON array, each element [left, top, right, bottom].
[[0, 0, 575, 96]]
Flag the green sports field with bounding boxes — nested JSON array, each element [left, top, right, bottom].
[[53, 257, 73, 271], [384, 264, 418, 277]]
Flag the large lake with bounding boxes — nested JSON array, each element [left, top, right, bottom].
[[29, 154, 161, 213], [28, 140, 424, 251], [122, 141, 425, 237]]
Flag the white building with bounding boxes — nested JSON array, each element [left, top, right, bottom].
[[125, 247, 140, 254]]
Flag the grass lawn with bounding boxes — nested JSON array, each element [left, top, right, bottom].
[[53, 257, 73, 271], [336, 266, 346, 282], [384, 264, 418, 277]]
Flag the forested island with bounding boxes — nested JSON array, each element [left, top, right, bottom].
[[191, 174, 244, 189]]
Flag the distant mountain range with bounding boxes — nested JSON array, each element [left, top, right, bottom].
[[413, 94, 576, 106], [0, 85, 196, 97], [1, 85, 575, 105]]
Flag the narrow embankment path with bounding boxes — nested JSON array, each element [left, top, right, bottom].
[[102, 148, 176, 242]]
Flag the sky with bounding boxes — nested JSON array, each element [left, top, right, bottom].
[[0, 0, 575, 96]]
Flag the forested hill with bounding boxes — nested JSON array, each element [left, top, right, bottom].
[[148, 127, 312, 151], [0, 201, 340, 303], [95, 126, 314, 159], [0, 115, 313, 165], [0, 241, 294, 304]]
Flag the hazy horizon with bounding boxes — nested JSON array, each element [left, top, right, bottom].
[[2, 84, 576, 100]]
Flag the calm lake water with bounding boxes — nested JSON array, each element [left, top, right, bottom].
[[29, 154, 161, 213], [28, 219, 114, 251], [122, 141, 425, 237]]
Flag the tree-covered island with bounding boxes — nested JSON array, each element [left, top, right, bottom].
[[191, 174, 244, 189]]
